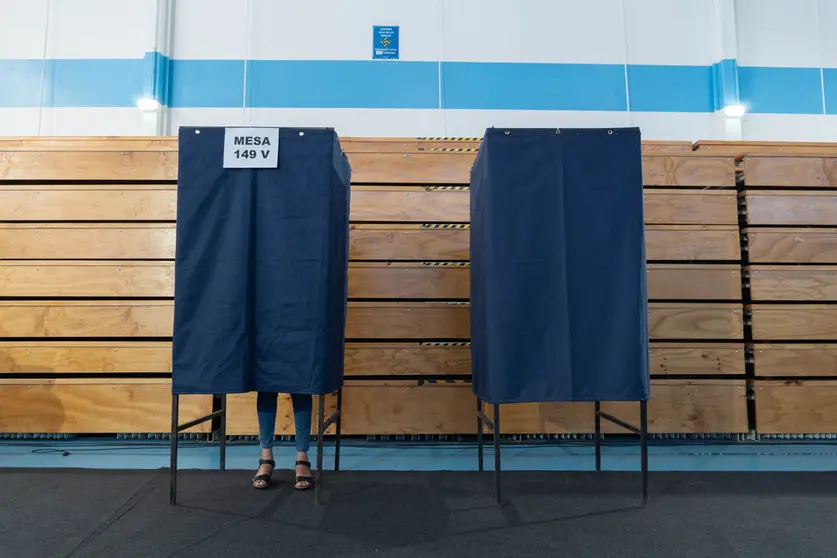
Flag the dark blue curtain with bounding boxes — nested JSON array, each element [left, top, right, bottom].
[[470, 128, 649, 404], [172, 127, 351, 395]]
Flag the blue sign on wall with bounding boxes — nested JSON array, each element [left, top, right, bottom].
[[373, 26, 399, 60]]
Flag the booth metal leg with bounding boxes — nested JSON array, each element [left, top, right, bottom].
[[640, 399, 648, 506], [477, 399, 484, 472], [169, 393, 227, 506], [170, 394, 179, 506], [219, 394, 227, 471], [314, 391, 343, 506], [594, 401, 602, 472], [595, 400, 649, 506], [316, 395, 325, 505], [493, 404, 502, 506], [476, 399, 502, 505], [334, 388, 343, 472]]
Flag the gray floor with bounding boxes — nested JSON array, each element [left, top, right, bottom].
[[2, 468, 837, 557]]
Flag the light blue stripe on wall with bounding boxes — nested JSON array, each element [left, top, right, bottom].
[[628, 65, 714, 112], [0, 54, 834, 117], [824, 69, 837, 115], [442, 62, 627, 111], [0, 59, 43, 107], [0, 58, 143, 107], [169, 60, 245, 108], [246, 60, 438, 109], [739, 67, 824, 114]]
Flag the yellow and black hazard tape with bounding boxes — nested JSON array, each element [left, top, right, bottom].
[[421, 341, 471, 347], [416, 137, 482, 141], [438, 301, 470, 306], [420, 379, 470, 385], [417, 147, 479, 152], [421, 223, 470, 229], [421, 261, 470, 267], [424, 185, 470, 191]]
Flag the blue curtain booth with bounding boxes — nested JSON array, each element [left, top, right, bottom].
[[470, 128, 649, 404], [172, 127, 351, 395]]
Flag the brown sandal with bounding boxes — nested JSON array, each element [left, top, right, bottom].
[[294, 460, 315, 491], [252, 459, 275, 489]]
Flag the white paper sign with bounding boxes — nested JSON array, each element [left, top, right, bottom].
[[223, 127, 279, 168]]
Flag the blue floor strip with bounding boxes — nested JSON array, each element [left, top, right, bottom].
[[1, 440, 836, 472]]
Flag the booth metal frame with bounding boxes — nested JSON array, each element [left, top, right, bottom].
[[170, 389, 343, 506], [477, 399, 649, 506]]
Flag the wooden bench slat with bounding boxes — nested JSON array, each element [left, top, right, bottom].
[[0, 262, 174, 297], [755, 380, 837, 434], [0, 151, 178, 181], [0, 379, 210, 433], [0, 301, 173, 338], [695, 141, 837, 155], [0, 224, 176, 259], [742, 155, 837, 187], [648, 303, 743, 340], [745, 191, 837, 226], [751, 305, 837, 341], [749, 266, 837, 301], [603, 380, 747, 433], [754, 344, 837, 377], [746, 228, 837, 263], [650, 343, 745, 375], [0, 187, 176, 221], [646, 225, 740, 260], [647, 264, 740, 300], [641, 155, 736, 187]]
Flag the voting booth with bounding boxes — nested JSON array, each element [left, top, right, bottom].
[[169, 126, 351, 505], [470, 128, 650, 504]]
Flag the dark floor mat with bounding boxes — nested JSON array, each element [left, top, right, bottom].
[[3, 469, 837, 558]]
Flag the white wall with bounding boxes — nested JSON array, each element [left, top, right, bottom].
[[1, 0, 836, 140]]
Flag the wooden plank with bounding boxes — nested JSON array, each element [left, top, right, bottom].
[[484, 401, 593, 434], [749, 266, 837, 301], [751, 305, 837, 341], [0, 379, 210, 433], [0, 261, 174, 297], [755, 380, 837, 434], [0, 224, 175, 259], [695, 141, 837, 155], [347, 152, 474, 184], [0, 340, 737, 377], [0, 341, 171, 373], [0, 137, 178, 151], [227, 382, 477, 435], [349, 262, 469, 299], [346, 302, 470, 339], [640, 141, 694, 153], [647, 264, 741, 300], [754, 344, 837, 377], [650, 343, 745, 375], [0, 151, 178, 181], [644, 190, 738, 225], [350, 263, 740, 301], [648, 303, 743, 340], [747, 228, 837, 263], [345, 342, 471, 376], [341, 138, 482, 153], [745, 191, 837, 225], [0, 185, 176, 221], [646, 226, 740, 261], [350, 224, 469, 261], [350, 186, 469, 222], [603, 380, 748, 433], [641, 155, 736, 187], [0, 301, 173, 338], [742, 155, 837, 187]]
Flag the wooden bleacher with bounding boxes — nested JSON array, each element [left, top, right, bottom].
[[0, 137, 835, 437]]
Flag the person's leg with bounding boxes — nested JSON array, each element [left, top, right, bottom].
[[290, 394, 313, 489], [254, 392, 278, 488]]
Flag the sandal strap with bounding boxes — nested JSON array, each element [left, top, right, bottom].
[[295, 475, 314, 482], [259, 459, 276, 467], [252, 474, 272, 482], [295, 460, 311, 467]]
